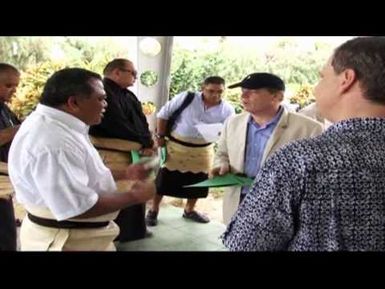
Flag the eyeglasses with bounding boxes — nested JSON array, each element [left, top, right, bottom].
[[119, 68, 137, 77]]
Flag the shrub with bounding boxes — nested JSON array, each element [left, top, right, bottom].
[[10, 61, 67, 119], [289, 83, 315, 110]]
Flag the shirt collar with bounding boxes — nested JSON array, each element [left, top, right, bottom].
[[329, 117, 385, 134], [35, 104, 89, 135], [248, 105, 284, 128], [103, 78, 127, 94], [199, 92, 223, 106]]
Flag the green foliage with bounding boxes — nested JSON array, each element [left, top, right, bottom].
[[289, 84, 315, 110], [7, 37, 133, 119], [10, 61, 67, 119], [169, 47, 225, 96], [140, 71, 158, 87], [5, 37, 338, 118], [0, 37, 52, 70], [169, 37, 333, 112], [0, 36, 132, 74], [58, 37, 130, 74], [226, 91, 243, 114]]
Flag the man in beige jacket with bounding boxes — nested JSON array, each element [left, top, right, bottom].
[[211, 73, 323, 225]]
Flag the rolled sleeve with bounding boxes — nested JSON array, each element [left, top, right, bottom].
[[157, 92, 189, 120]]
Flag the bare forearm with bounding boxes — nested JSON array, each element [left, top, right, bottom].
[[77, 192, 139, 219], [110, 169, 126, 181], [156, 118, 168, 136], [77, 180, 155, 219], [110, 163, 151, 181], [0, 126, 19, 146]]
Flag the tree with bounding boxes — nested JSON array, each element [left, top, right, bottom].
[[8, 37, 135, 118], [0, 37, 52, 70], [10, 60, 67, 119], [169, 37, 336, 113]]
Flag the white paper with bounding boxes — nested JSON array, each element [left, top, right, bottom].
[[195, 123, 223, 142]]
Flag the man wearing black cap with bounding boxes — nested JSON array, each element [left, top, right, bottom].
[[211, 72, 323, 225]]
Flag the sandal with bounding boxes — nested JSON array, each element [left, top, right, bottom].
[[182, 210, 210, 223]]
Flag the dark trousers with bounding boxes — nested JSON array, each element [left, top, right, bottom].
[[0, 197, 17, 251], [114, 203, 146, 242]]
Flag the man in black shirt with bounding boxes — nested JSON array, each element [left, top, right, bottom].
[[90, 58, 154, 242], [0, 63, 21, 250]]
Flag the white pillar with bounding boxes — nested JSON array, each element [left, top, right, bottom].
[[137, 36, 173, 132]]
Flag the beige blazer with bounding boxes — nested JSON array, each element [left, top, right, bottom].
[[213, 108, 324, 224]]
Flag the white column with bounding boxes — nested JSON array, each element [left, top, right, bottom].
[[137, 36, 174, 132]]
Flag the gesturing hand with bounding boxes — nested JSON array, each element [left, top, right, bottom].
[[124, 163, 152, 181]]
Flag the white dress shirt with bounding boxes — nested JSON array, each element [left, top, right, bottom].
[[157, 91, 235, 139], [8, 104, 117, 221]]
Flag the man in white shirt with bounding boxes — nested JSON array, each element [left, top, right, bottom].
[[8, 68, 155, 251], [145, 76, 235, 226]]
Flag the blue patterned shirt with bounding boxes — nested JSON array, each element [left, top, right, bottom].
[[222, 118, 385, 251]]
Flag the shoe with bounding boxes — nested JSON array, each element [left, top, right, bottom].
[[145, 229, 153, 238], [182, 210, 210, 223], [145, 210, 158, 226]]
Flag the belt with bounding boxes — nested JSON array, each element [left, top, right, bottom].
[[168, 135, 212, 147], [27, 213, 110, 229]]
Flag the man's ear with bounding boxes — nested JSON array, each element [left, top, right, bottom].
[[340, 68, 357, 94], [274, 91, 284, 102], [112, 68, 121, 78], [66, 95, 79, 112]]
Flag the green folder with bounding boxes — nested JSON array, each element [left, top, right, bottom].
[[130, 150, 141, 164], [160, 147, 167, 166], [184, 173, 254, 188]]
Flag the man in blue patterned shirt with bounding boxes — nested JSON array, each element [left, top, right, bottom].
[[222, 36, 385, 251]]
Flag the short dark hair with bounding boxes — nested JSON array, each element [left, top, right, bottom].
[[332, 37, 385, 105], [40, 68, 102, 107], [0, 63, 19, 75], [103, 58, 130, 75], [203, 76, 225, 86]]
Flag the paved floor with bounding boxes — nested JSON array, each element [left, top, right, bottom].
[[116, 205, 228, 251]]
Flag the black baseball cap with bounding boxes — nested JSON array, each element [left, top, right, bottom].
[[228, 72, 285, 91]]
